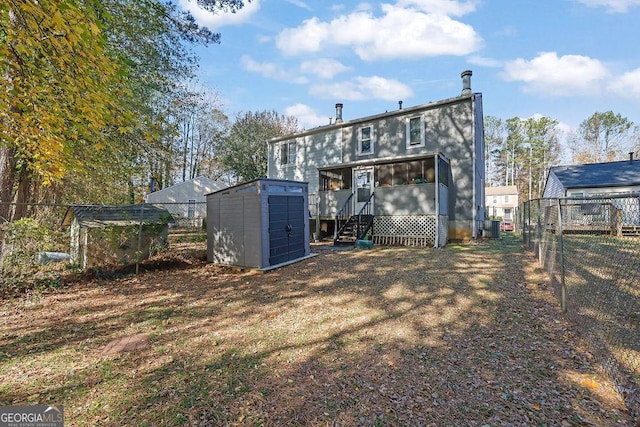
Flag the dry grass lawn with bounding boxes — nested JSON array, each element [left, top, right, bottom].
[[0, 236, 635, 426]]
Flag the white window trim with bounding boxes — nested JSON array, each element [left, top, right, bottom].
[[280, 141, 296, 166], [357, 125, 374, 156], [406, 116, 425, 149]]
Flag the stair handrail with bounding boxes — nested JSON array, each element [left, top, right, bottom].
[[355, 192, 375, 239], [356, 192, 374, 216], [334, 192, 354, 242]]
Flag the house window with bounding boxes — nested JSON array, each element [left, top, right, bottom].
[[493, 196, 497, 204], [504, 208, 512, 220], [377, 164, 393, 187], [187, 200, 196, 219], [406, 117, 424, 148], [280, 142, 296, 165], [358, 126, 373, 155], [375, 158, 435, 187], [319, 168, 352, 191], [504, 195, 509, 203]]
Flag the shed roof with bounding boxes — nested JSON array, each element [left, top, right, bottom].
[[62, 204, 173, 228], [549, 159, 640, 190], [205, 178, 308, 197]]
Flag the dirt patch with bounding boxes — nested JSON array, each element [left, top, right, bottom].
[[102, 334, 150, 355], [0, 237, 635, 426]]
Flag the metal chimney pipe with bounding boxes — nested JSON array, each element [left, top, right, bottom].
[[399, 100, 403, 110], [461, 70, 472, 95], [335, 103, 343, 123], [630, 152, 634, 163]]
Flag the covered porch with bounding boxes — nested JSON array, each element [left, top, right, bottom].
[[312, 154, 450, 247]]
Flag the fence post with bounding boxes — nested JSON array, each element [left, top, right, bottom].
[[557, 199, 567, 313], [136, 205, 144, 275], [526, 200, 531, 247]]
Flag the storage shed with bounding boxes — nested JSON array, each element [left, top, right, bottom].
[[207, 179, 312, 270], [62, 204, 173, 269]]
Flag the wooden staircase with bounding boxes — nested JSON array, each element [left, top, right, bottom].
[[334, 214, 374, 245], [333, 192, 375, 246]]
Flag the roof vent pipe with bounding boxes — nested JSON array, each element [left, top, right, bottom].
[[630, 152, 635, 163], [335, 103, 343, 124], [461, 70, 472, 95], [399, 100, 403, 110]]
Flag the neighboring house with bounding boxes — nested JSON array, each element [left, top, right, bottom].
[[62, 204, 173, 269], [485, 186, 519, 223], [542, 156, 640, 230], [543, 156, 640, 198], [267, 70, 485, 246], [145, 176, 225, 227]]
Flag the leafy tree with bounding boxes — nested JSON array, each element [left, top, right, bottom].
[[520, 116, 560, 199], [570, 111, 634, 163], [219, 111, 299, 182], [1, 0, 125, 218], [0, 0, 249, 213], [502, 118, 524, 186], [486, 115, 561, 201], [483, 116, 505, 187]]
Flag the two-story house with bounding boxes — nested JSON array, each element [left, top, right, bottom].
[[267, 71, 485, 247], [485, 185, 519, 227]]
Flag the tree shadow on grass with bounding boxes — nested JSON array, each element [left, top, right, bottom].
[[0, 239, 634, 425]]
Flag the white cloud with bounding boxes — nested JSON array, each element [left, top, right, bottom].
[[285, 104, 331, 128], [500, 52, 608, 96], [257, 34, 271, 43], [275, 2, 482, 60], [573, 0, 640, 13], [309, 76, 414, 101], [241, 55, 308, 84], [299, 58, 350, 79], [396, 0, 478, 16], [608, 68, 640, 97], [285, 0, 313, 11], [178, 0, 261, 29]]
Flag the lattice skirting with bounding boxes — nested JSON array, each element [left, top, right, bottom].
[[372, 215, 448, 247]]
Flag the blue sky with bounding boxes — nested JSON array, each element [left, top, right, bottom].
[[179, 0, 640, 136]]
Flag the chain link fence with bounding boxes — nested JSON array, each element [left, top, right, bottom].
[[0, 202, 206, 296], [518, 195, 640, 416]]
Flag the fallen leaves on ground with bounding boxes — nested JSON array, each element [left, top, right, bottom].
[[0, 237, 635, 426]]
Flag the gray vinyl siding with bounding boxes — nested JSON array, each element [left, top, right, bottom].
[[269, 129, 342, 193], [439, 102, 474, 225], [473, 95, 485, 222], [267, 94, 483, 241], [344, 102, 470, 163], [374, 184, 436, 215], [319, 189, 351, 217], [542, 171, 565, 198]]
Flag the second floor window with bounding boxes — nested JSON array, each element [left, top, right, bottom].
[[281, 142, 296, 165], [359, 126, 372, 155], [407, 117, 424, 147]]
